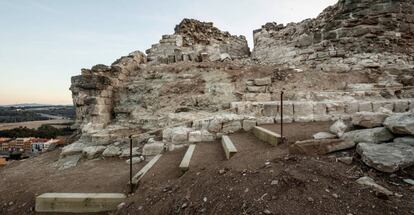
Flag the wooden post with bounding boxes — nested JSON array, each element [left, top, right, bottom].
[[129, 135, 133, 194], [280, 91, 284, 144]]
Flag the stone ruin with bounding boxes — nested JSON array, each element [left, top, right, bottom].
[[63, 0, 414, 167]]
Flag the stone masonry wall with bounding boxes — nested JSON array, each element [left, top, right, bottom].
[[252, 0, 414, 72], [146, 19, 250, 64]]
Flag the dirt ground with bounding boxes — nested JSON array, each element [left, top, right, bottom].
[[0, 122, 413, 215]]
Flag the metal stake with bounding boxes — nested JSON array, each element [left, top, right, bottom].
[[280, 91, 284, 144], [129, 135, 133, 194]]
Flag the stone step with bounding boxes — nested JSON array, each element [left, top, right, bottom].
[[252, 126, 281, 146], [221, 135, 237, 160], [35, 193, 126, 213], [179, 144, 196, 172], [132, 154, 162, 185]]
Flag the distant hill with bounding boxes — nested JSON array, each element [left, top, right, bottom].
[[0, 103, 72, 108]]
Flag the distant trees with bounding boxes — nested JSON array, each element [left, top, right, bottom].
[[0, 106, 75, 123], [0, 125, 74, 138]]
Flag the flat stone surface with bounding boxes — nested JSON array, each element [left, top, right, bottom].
[[342, 127, 393, 144], [313, 132, 337, 140], [142, 142, 164, 156], [102, 146, 122, 157], [36, 193, 126, 213], [356, 177, 393, 196], [82, 146, 106, 159], [55, 154, 82, 170], [384, 112, 414, 135], [356, 142, 414, 173], [290, 139, 355, 155], [221, 135, 237, 160], [61, 142, 85, 156], [179, 144, 196, 171]]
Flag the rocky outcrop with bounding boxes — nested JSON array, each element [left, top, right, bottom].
[[146, 19, 250, 64], [252, 0, 414, 72], [383, 112, 414, 135]]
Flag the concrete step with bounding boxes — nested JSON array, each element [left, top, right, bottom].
[[179, 144, 196, 172], [35, 193, 126, 213], [132, 154, 162, 185], [221, 135, 237, 160], [252, 126, 281, 146]]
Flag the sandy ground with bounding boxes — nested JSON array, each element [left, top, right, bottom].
[[0, 122, 413, 215], [0, 119, 74, 130]]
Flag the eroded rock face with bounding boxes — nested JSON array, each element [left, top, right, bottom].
[[252, 0, 414, 72], [146, 19, 250, 64]]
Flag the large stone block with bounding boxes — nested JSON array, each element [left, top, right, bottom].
[[256, 117, 275, 125], [243, 119, 257, 131], [293, 102, 314, 122], [142, 142, 164, 156], [244, 93, 271, 102], [263, 103, 279, 117], [359, 101, 373, 112], [372, 101, 394, 112], [393, 100, 409, 113], [351, 112, 389, 128], [275, 102, 293, 123], [222, 121, 242, 133], [290, 139, 355, 155], [188, 131, 202, 142], [171, 127, 192, 143], [254, 77, 272, 86], [326, 102, 345, 116], [345, 101, 359, 114]]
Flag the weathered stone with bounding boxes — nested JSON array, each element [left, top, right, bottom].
[[247, 86, 266, 93], [222, 121, 242, 133], [383, 112, 414, 135], [256, 117, 274, 125], [357, 142, 414, 173], [188, 131, 202, 142], [313, 132, 336, 140], [290, 139, 355, 155], [356, 176, 393, 196], [120, 147, 141, 158], [61, 142, 85, 157], [254, 77, 271, 86], [126, 156, 144, 164], [372, 101, 394, 112], [243, 119, 257, 131], [82, 146, 106, 159], [102, 146, 122, 157], [393, 100, 409, 113], [171, 127, 192, 143], [359, 102, 373, 112], [351, 112, 388, 128], [55, 154, 82, 170], [200, 130, 215, 141], [337, 156, 353, 165], [293, 102, 314, 122], [142, 142, 164, 156], [263, 103, 278, 117], [329, 119, 348, 137], [342, 127, 394, 144], [393, 136, 414, 146]]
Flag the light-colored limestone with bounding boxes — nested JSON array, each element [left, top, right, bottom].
[[221, 135, 237, 160]]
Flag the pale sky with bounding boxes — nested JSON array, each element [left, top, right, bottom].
[[0, 0, 337, 105]]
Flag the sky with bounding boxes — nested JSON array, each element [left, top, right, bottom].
[[0, 0, 337, 105]]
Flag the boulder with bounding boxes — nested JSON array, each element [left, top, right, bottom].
[[342, 127, 393, 144], [329, 119, 348, 137], [351, 112, 388, 128], [356, 142, 414, 173], [289, 139, 355, 155], [102, 146, 122, 157], [82, 146, 106, 159], [383, 112, 414, 135], [61, 142, 85, 157], [393, 136, 414, 146], [313, 132, 336, 140], [142, 142, 164, 156]]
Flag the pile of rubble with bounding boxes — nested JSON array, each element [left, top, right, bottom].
[[291, 111, 414, 173]]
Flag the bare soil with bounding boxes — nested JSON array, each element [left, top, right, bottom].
[[0, 119, 74, 130], [0, 122, 413, 215]]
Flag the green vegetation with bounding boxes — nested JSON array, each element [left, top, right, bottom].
[[0, 125, 74, 138], [0, 106, 75, 123]]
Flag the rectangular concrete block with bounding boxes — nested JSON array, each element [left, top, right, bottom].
[[252, 126, 281, 146], [35, 193, 126, 213], [221, 135, 237, 160], [179, 144, 196, 171]]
